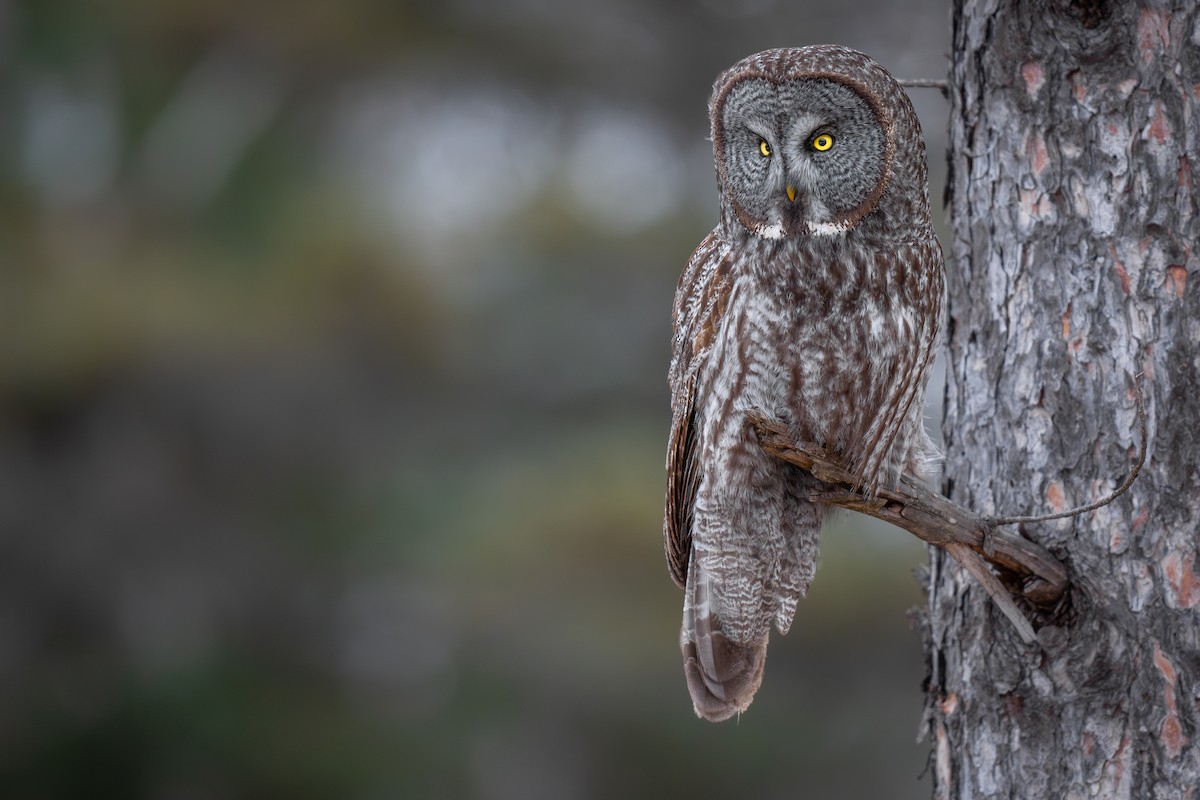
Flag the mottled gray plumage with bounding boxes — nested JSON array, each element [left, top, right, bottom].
[[664, 46, 944, 721]]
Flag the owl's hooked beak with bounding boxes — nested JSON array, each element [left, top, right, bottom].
[[786, 184, 797, 203]]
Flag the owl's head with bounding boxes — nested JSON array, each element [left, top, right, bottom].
[[709, 46, 926, 240]]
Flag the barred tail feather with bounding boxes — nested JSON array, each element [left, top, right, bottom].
[[680, 556, 769, 722]]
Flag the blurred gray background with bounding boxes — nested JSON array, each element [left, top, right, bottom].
[[0, 1, 952, 797]]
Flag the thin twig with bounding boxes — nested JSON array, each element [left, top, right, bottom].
[[898, 78, 950, 96], [985, 376, 1148, 525]]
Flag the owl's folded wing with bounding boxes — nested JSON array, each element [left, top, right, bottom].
[[664, 232, 734, 587], [845, 238, 944, 493], [664, 381, 699, 588]]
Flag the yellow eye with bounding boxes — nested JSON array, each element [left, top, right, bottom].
[[812, 133, 834, 151], [758, 139, 771, 157]]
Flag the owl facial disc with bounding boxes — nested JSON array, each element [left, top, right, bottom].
[[711, 68, 893, 239]]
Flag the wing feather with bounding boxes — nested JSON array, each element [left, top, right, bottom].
[[664, 231, 734, 587], [847, 238, 944, 492]]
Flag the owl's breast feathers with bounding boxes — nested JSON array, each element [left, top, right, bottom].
[[666, 230, 942, 513]]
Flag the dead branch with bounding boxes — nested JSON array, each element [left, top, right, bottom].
[[747, 378, 1148, 644], [748, 412, 1059, 643]]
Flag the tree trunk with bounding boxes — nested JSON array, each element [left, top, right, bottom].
[[926, 1, 1200, 797]]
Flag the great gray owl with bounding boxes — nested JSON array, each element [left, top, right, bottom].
[[664, 45, 944, 721]]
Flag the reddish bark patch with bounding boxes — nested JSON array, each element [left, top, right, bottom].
[[1061, 303, 1072, 339], [1109, 524, 1124, 553], [1112, 734, 1131, 785], [1152, 641, 1187, 759], [1162, 551, 1200, 608], [1113, 253, 1132, 295], [1147, 101, 1171, 144], [1021, 61, 1045, 97], [939, 691, 959, 716], [1026, 133, 1050, 176], [1046, 481, 1065, 513], [1160, 710, 1185, 756], [1153, 640, 1177, 685], [1018, 186, 1054, 226], [1137, 8, 1171, 64], [1068, 70, 1087, 103], [1166, 265, 1187, 298], [1131, 504, 1150, 531]]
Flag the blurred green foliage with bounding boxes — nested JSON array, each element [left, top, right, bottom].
[[0, 1, 950, 798]]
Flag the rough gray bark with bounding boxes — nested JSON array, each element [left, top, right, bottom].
[[925, 1, 1200, 797]]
